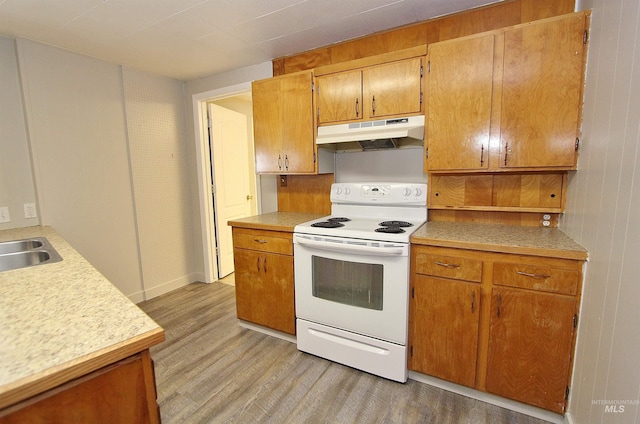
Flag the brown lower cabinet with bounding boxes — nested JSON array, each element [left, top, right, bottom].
[[232, 227, 295, 335], [409, 245, 583, 414], [0, 350, 160, 424]]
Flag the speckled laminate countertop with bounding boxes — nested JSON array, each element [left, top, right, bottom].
[[0, 226, 164, 410], [228, 211, 326, 232], [411, 221, 588, 260]]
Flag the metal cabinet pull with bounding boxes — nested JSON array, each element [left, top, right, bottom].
[[497, 293, 502, 318], [284, 155, 289, 171], [263, 257, 267, 273], [256, 257, 260, 272], [471, 291, 476, 313], [254, 239, 268, 244], [480, 145, 485, 166], [277, 154, 282, 170], [504, 142, 509, 166], [371, 95, 376, 116], [355, 98, 359, 117], [517, 271, 551, 279], [434, 261, 460, 268]]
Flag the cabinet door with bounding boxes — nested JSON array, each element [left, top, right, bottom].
[[500, 14, 586, 169], [316, 70, 362, 124], [486, 287, 576, 413], [410, 275, 480, 388], [252, 77, 284, 173], [282, 71, 316, 174], [426, 34, 494, 171], [233, 248, 295, 334], [364, 57, 423, 119]]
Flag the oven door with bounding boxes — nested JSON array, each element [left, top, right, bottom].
[[293, 233, 410, 345]]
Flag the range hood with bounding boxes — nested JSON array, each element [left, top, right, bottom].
[[316, 115, 424, 152]]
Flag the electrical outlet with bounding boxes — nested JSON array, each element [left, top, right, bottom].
[[24, 203, 37, 219], [0, 207, 10, 223]]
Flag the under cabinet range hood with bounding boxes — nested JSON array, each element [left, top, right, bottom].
[[316, 115, 424, 152]]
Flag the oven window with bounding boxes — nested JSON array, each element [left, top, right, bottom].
[[311, 256, 383, 310]]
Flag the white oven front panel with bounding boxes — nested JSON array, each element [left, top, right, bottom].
[[293, 233, 410, 345]]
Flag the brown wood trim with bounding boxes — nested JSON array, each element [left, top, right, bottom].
[[314, 46, 427, 76], [274, 0, 575, 75], [0, 328, 165, 410]]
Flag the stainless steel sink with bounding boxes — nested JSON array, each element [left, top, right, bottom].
[[0, 237, 62, 272], [0, 238, 43, 254]]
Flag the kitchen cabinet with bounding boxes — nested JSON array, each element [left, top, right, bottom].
[[409, 244, 583, 414], [425, 12, 588, 172], [315, 56, 424, 125], [252, 71, 316, 174], [232, 227, 295, 334], [0, 351, 160, 424]]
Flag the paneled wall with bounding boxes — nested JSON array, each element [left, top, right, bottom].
[[563, 0, 640, 421], [0, 36, 37, 231]]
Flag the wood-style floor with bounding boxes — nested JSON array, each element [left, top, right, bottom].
[[138, 279, 552, 424]]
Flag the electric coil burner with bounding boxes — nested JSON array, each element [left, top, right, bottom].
[[293, 182, 427, 382]]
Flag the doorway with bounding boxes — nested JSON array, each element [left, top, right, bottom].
[[193, 83, 260, 283]]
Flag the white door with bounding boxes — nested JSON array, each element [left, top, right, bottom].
[[208, 103, 254, 278]]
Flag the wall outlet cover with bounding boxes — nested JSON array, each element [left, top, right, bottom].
[[24, 203, 37, 219], [0, 207, 10, 223]]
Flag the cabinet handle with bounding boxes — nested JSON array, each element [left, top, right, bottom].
[[497, 293, 502, 318], [371, 95, 376, 116], [471, 290, 476, 313], [284, 155, 289, 171], [516, 271, 551, 279], [254, 239, 268, 244], [278, 154, 282, 170], [256, 257, 260, 272], [504, 142, 509, 166], [263, 257, 267, 273], [355, 98, 359, 117], [480, 145, 485, 166], [434, 261, 460, 268]]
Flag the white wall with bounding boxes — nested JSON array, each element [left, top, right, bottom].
[[335, 148, 427, 183], [0, 36, 38, 230], [121, 68, 199, 298], [563, 1, 640, 422], [16, 38, 144, 299]]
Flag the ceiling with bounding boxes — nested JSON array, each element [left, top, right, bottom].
[[0, 0, 502, 81]]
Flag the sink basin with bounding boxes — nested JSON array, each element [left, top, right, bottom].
[[0, 238, 44, 254], [0, 237, 62, 272]]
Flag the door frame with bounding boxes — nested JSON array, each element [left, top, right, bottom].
[[193, 82, 259, 283]]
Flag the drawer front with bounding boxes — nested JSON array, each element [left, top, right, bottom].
[[232, 229, 293, 255], [415, 252, 482, 282], [493, 262, 579, 295]]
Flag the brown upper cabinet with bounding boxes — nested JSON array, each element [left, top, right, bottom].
[[252, 71, 317, 174], [425, 12, 589, 173], [315, 56, 424, 125]]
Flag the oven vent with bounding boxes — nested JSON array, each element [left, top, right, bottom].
[[316, 115, 424, 152]]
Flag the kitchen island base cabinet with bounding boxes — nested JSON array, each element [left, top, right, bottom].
[[0, 351, 160, 424], [233, 227, 295, 335]]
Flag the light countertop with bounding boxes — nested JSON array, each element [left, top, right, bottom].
[[411, 221, 588, 261], [228, 211, 325, 232], [0, 226, 164, 410]]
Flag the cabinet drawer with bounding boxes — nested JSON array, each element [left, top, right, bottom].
[[232, 228, 293, 255], [415, 252, 482, 282], [493, 262, 579, 295]]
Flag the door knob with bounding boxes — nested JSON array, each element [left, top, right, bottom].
[[246, 195, 253, 200]]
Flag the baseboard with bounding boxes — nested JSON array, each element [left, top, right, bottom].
[[238, 320, 297, 344], [408, 371, 564, 424], [142, 273, 199, 300], [564, 411, 575, 424]]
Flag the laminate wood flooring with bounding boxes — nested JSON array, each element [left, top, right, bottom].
[[138, 282, 553, 424]]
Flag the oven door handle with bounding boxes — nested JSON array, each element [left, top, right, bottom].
[[295, 237, 405, 257]]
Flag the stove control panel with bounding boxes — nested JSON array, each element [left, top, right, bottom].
[[331, 183, 427, 205]]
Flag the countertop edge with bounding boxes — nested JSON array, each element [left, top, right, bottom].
[[228, 221, 295, 232], [0, 327, 165, 410], [411, 237, 588, 261]]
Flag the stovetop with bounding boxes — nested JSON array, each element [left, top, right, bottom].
[[294, 182, 428, 243]]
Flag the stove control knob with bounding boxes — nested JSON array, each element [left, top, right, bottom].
[[344, 187, 351, 195], [414, 188, 423, 197], [335, 187, 343, 195], [403, 188, 412, 196]]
